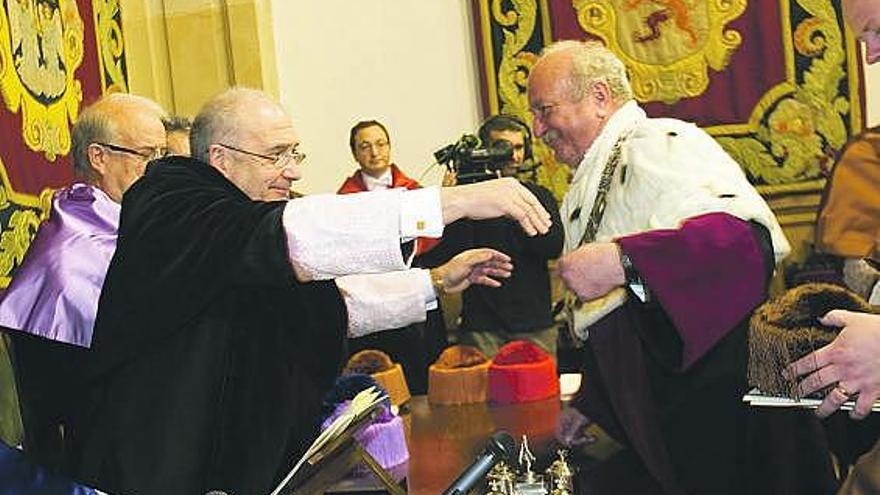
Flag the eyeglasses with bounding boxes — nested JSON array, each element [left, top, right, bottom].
[[356, 140, 389, 152], [95, 142, 167, 161], [217, 143, 306, 169]]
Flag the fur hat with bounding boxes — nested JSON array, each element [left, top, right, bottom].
[[428, 345, 491, 405], [749, 283, 873, 398], [344, 349, 411, 406], [489, 340, 559, 404]]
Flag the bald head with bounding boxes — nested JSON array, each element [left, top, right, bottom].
[[190, 88, 284, 163], [72, 93, 166, 179], [71, 93, 167, 201], [192, 87, 303, 201]]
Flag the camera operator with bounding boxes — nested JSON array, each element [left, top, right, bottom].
[[439, 115, 563, 356]]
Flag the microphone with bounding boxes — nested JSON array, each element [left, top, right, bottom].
[[442, 431, 516, 495]]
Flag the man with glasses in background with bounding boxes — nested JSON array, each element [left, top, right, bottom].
[[0, 92, 168, 471], [68, 87, 550, 495], [338, 120, 420, 193], [337, 119, 446, 393]]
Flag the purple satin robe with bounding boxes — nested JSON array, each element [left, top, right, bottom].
[[0, 183, 119, 347]]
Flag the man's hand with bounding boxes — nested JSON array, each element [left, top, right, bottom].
[[787, 310, 880, 419], [556, 406, 596, 448], [555, 242, 625, 301], [431, 248, 513, 294], [440, 178, 551, 236]]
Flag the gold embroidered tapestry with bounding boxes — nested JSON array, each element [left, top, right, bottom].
[[474, 0, 863, 201]]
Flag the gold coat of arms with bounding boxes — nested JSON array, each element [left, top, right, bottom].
[[574, 0, 747, 104]]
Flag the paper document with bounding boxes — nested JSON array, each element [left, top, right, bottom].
[[268, 386, 387, 495], [742, 388, 880, 412]]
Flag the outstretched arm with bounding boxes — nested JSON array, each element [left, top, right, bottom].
[[337, 248, 512, 338], [284, 182, 549, 281], [430, 248, 513, 293], [440, 178, 551, 236]]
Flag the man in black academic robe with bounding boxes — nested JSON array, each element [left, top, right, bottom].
[[72, 152, 348, 494], [69, 87, 550, 495]]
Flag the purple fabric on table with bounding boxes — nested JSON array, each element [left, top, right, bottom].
[[321, 400, 409, 470], [617, 212, 767, 369], [0, 184, 119, 348]]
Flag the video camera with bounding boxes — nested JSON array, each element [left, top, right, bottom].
[[434, 134, 513, 184]]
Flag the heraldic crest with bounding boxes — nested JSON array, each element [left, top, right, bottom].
[[574, 0, 747, 104], [0, 0, 85, 160]]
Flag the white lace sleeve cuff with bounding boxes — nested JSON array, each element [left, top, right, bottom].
[[336, 269, 432, 338], [282, 190, 407, 280]]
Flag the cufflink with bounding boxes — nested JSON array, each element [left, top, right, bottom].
[[416, 220, 425, 231]]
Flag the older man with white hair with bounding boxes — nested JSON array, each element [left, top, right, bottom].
[[530, 40, 791, 494], [0, 93, 168, 472]]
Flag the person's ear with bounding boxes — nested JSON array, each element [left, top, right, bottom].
[[87, 143, 108, 177], [207, 144, 232, 179], [592, 81, 613, 117]]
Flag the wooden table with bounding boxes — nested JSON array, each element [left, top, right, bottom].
[[403, 395, 561, 494]]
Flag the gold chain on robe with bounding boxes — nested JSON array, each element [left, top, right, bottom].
[[562, 132, 631, 346]]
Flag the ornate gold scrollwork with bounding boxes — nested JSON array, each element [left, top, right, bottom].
[[93, 0, 127, 92], [489, 0, 572, 200], [0, 158, 52, 288], [484, 0, 859, 196], [714, 0, 852, 190], [0, 0, 85, 161], [493, 0, 538, 116], [574, 0, 747, 104]]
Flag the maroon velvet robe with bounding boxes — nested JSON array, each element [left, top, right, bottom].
[[570, 213, 836, 495]]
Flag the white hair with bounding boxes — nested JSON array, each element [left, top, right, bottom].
[[540, 40, 633, 103]]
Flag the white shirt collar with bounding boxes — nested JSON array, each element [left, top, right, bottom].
[[362, 168, 393, 191]]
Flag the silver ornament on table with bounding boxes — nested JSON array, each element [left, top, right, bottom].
[[514, 435, 547, 495]]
